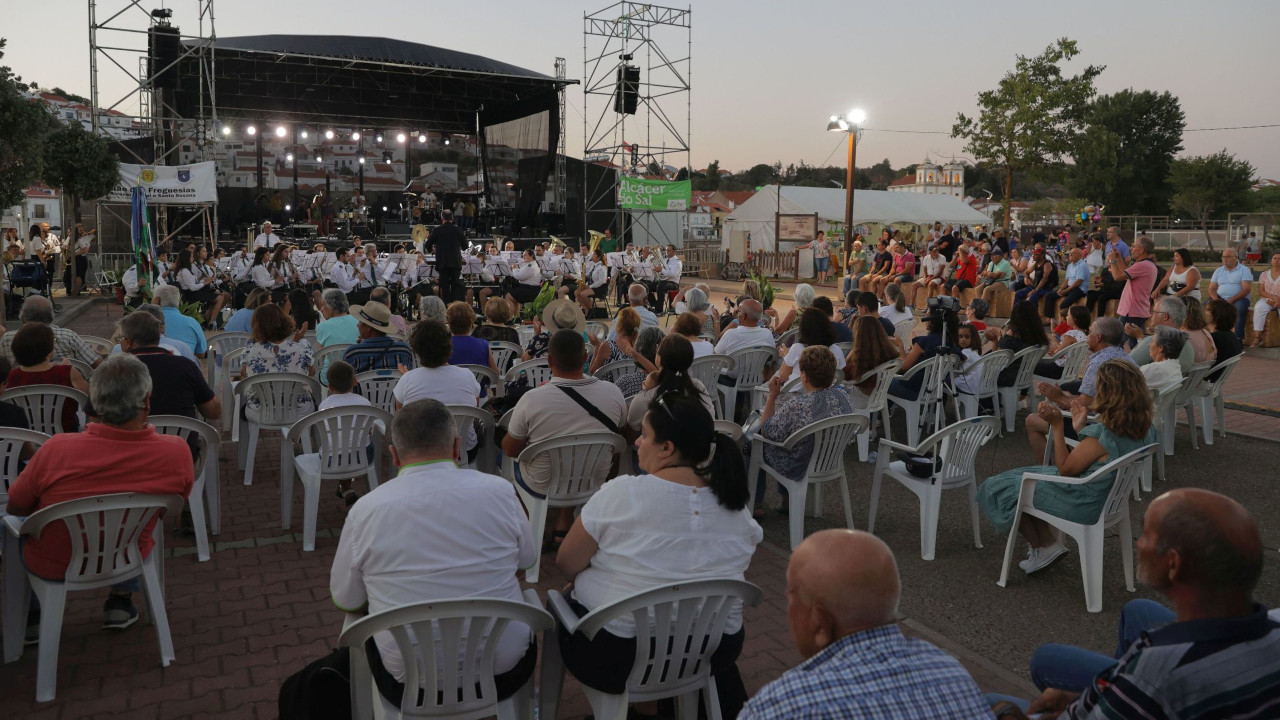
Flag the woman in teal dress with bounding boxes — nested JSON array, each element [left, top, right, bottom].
[[978, 360, 1157, 574]]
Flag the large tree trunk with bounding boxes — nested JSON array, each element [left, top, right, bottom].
[[1201, 220, 1215, 253], [1003, 164, 1014, 235]]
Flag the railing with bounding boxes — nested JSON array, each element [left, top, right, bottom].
[[752, 250, 798, 279]]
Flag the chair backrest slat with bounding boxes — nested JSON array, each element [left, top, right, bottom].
[[355, 370, 402, 413], [0, 385, 87, 436], [728, 347, 775, 388], [688, 355, 734, 395]]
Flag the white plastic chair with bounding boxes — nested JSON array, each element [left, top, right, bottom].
[[586, 321, 610, 343], [869, 416, 1000, 560], [0, 428, 49, 514], [149, 415, 221, 562], [1, 493, 184, 701], [688, 355, 735, 419], [315, 343, 354, 382], [886, 355, 952, 447], [833, 341, 853, 358], [461, 364, 501, 402], [489, 340, 523, 373], [747, 414, 869, 550], [206, 331, 252, 387], [716, 346, 775, 422], [448, 405, 497, 475], [893, 318, 916, 354], [282, 405, 393, 551], [1188, 355, 1240, 446], [356, 369, 403, 413], [339, 592, 552, 720], [541, 579, 764, 720], [952, 350, 1012, 421], [994, 345, 1046, 432], [996, 443, 1158, 613], [847, 358, 901, 462], [775, 328, 798, 348], [0, 385, 89, 436], [1033, 341, 1089, 389], [712, 419, 742, 443], [220, 346, 249, 434], [66, 358, 94, 382], [234, 372, 322, 487], [593, 358, 644, 390], [504, 432, 630, 583], [77, 334, 114, 359], [502, 358, 553, 389]]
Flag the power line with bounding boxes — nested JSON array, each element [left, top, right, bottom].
[[857, 123, 1280, 136], [1184, 123, 1280, 132]]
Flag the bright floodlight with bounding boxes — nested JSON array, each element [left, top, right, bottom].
[[246, 124, 257, 135], [300, 129, 309, 139], [325, 129, 335, 140], [396, 132, 406, 143], [352, 131, 361, 141], [375, 133, 383, 143], [285, 204, 291, 211], [220, 125, 231, 136], [275, 125, 287, 138], [358, 156, 365, 164], [848, 108, 867, 125], [285, 152, 294, 161], [418, 133, 427, 143], [382, 206, 388, 211], [444, 138, 450, 146], [826, 116, 848, 133]]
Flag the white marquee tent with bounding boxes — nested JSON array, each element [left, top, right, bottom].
[[722, 185, 990, 253]]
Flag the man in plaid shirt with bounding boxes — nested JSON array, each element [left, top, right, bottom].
[[0, 295, 100, 368], [739, 530, 989, 719]]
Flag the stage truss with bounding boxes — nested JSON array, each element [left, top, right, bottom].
[[583, 2, 691, 245]]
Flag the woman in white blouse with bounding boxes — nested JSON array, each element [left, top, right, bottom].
[[248, 247, 277, 293], [556, 393, 762, 717], [776, 308, 846, 389], [174, 246, 231, 329]]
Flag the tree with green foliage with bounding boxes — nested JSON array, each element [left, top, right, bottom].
[[742, 163, 776, 189], [1168, 150, 1255, 252], [952, 38, 1104, 234], [1248, 185, 1280, 213], [694, 159, 720, 191], [42, 120, 120, 226], [0, 38, 58, 208], [1069, 89, 1185, 214]]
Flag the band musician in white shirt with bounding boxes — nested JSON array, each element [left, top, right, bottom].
[[328, 247, 362, 301], [556, 247, 582, 300], [575, 248, 610, 314], [504, 248, 544, 313], [254, 221, 283, 250], [653, 244, 683, 313]]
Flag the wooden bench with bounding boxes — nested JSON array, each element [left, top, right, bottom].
[[1245, 308, 1280, 348]]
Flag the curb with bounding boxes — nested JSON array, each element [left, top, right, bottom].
[[54, 296, 109, 328]]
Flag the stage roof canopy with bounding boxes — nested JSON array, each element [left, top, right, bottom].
[[175, 34, 574, 133]]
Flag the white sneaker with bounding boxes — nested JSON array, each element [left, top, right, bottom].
[[1019, 543, 1067, 575]]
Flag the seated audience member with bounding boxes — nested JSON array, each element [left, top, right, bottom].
[[614, 326, 664, 398], [773, 283, 815, 336], [1142, 326, 1185, 392], [1249, 253, 1280, 347], [777, 307, 846, 388], [1036, 305, 1091, 379], [1179, 295, 1217, 366], [953, 323, 988, 396], [856, 291, 896, 337], [811, 295, 851, 344], [417, 294, 447, 326], [752, 346, 853, 516], [117, 311, 220, 423], [878, 283, 914, 328], [224, 287, 269, 333], [979, 360, 1156, 574], [1207, 247, 1252, 339], [978, 247, 1014, 307], [626, 334, 714, 435], [318, 360, 369, 411], [8, 354, 193, 634], [556, 393, 761, 718], [7, 323, 90, 433], [288, 400, 535, 717], [714, 299, 775, 373], [671, 311, 715, 358], [607, 283, 659, 341], [503, 329, 626, 546], [473, 297, 520, 345], [888, 312, 958, 399], [240, 304, 315, 416], [341, 302, 412, 373], [0, 294, 101, 367], [523, 299, 588, 361], [1204, 298, 1243, 381], [985, 300, 1050, 387], [842, 315, 900, 406], [366, 287, 406, 337], [1126, 295, 1196, 373], [445, 301, 496, 372], [284, 288, 320, 336], [315, 288, 359, 384], [590, 306, 651, 376], [108, 304, 197, 366], [1002, 489, 1277, 720], [964, 297, 990, 333], [392, 321, 482, 460], [740, 529, 990, 719], [671, 285, 718, 338], [153, 285, 209, 359], [1029, 317, 1136, 460]]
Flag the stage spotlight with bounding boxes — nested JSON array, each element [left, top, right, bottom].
[[286, 152, 294, 162], [275, 125, 287, 138], [444, 137, 450, 146], [246, 124, 257, 136], [418, 133, 427, 143], [221, 125, 231, 136], [325, 129, 335, 140], [315, 152, 323, 162], [300, 128, 309, 139], [375, 133, 384, 143], [351, 131, 361, 141], [382, 206, 388, 211], [396, 132, 406, 143], [357, 151, 367, 165], [382, 151, 393, 164], [285, 204, 292, 211]]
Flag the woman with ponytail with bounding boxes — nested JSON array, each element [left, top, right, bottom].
[[556, 393, 762, 717], [625, 333, 714, 433]]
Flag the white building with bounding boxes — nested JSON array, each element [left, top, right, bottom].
[[2, 186, 64, 238], [887, 157, 965, 198]]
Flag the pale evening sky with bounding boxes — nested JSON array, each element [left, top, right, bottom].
[[4, 0, 1279, 180]]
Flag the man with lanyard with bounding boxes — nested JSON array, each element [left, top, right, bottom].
[[1107, 234, 1158, 348], [653, 244, 683, 313], [254, 221, 282, 250], [353, 243, 381, 304], [425, 210, 465, 302]]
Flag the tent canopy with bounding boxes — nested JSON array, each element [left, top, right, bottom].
[[722, 185, 990, 251]]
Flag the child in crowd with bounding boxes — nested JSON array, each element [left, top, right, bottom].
[[953, 324, 986, 395], [318, 360, 370, 411]]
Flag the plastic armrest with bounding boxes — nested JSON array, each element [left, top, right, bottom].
[[522, 588, 542, 609], [875, 438, 915, 454], [545, 589, 579, 633], [1021, 471, 1092, 486]]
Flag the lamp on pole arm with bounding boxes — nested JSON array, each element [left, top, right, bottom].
[[828, 109, 866, 277]]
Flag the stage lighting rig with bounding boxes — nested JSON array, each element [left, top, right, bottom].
[[357, 150, 367, 165], [352, 131, 361, 141], [275, 125, 287, 138], [246, 124, 257, 136], [375, 132, 384, 143], [301, 128, 309, 139], [325, 129, 335, 140], [444, 137, 450, 146], [417, 133, 427, 143], [382, 151, 393, 164], [315, 151, 323, 162], [286, 152, 294, 162], [221, 125, 231, 136], [396, 132, 406, 144]]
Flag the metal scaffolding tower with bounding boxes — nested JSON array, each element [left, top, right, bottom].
[[554, 56, 568, 215], [583, 2, 691, 243]]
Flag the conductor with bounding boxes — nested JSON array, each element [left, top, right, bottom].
[[426, 209, 465, 302]]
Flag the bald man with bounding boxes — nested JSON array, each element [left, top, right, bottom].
[[1009, 489, 1279, 719], [740, 530, 989, 719]]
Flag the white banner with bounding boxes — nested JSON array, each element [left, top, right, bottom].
[[106, 162, 218, 205]]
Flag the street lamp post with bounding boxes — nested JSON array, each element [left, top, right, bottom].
[[828, 109, 866, 277]]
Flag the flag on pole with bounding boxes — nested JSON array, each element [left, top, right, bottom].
[[130, 186, 156, 298]]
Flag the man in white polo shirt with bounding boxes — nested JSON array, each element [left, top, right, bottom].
[[253, 221, 282, 250], [716, 299, 776, 359]]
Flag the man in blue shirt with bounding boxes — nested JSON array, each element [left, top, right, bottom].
[[1055, 247, 1091, 311], [740, 529, 989, 719], [341, 302, 412, 373], [154, 284, 209, 358], [1104, 226, 1130, 260], [1208, 248, 1254, 339], [605, 283, 658, 341]]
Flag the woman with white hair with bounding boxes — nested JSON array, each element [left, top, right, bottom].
[[671, 284, 717, 338], [773, 282, 815, 336], [418, 294, 447, 325]]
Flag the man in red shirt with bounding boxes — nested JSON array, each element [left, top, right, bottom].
[[7, 354, 193, 634], [945, 245, 980, 299]]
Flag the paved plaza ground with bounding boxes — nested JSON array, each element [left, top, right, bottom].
[[0, 294, 1277, 718]]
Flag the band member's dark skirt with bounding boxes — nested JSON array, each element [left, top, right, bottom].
[[183, 286, 220, 305], [508, 282, 541, 304]]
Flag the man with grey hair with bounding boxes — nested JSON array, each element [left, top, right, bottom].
[[116, 310, 220, 423], [1029, 317, 1138, 459], [153, 283, 209, 358], [0, 295, 100, 367], [605, 282, 658, 341], [1107, 234, 1158, 347], [316, 287, 358, 384], [1127, 295, 1197, 373], [324, 399, 536, 706], [7, 354, 194, 632], [108, 303, 197, 365]]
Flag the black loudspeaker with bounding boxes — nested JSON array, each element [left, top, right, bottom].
[[148, 25, 182, 92], [614, 65, 639, 115], [352, 224, 374, 240]]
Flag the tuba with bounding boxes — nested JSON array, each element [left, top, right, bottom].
[[580, 230, 606, 290]]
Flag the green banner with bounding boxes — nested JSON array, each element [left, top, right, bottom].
[[618, 177, 691, 210]]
